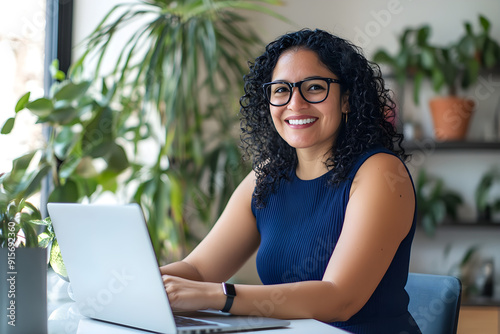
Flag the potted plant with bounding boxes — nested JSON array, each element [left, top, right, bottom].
[[415, 169, 463, 236], [1, 60, 129, 207], [2, 0, 287, 262], [447, 245, 480, 300], [475, 168, 500, 222], [373, 25, 433, 106], [0, 177, 52, 334], [374, 15, 500, 141], [68, 0, 287, 261]]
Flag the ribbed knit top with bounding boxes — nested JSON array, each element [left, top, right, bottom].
[[251, 147, 421, 334]]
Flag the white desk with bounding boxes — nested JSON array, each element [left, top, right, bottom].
[[47, 271, 348, 334], [47, 301, 349, 334]]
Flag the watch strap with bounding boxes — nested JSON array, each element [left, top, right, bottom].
[[221, 282, 236, 313]]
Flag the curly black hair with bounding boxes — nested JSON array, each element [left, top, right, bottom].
[[240, 29, 407, 208]]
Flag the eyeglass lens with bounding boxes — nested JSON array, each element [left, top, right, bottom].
[[265, 78, 331, 106]]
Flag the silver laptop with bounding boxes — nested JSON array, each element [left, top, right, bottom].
[[47, 203, 290, 334]]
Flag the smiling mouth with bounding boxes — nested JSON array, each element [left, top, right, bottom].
[[286, 118, 317, 125]]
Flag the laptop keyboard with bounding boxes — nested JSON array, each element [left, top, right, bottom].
[[174, 315, 218, 327]]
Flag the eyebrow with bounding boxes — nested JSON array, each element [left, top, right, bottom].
[[270, 76, 331, 83]]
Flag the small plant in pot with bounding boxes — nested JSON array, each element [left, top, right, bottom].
[[0, 176, 53, 334], [0, 167, 67, 276], [426, 15, 500, 141], [415, 169, 463, 236], [374, 15, 500, 141], [475, 168, 500, 222]]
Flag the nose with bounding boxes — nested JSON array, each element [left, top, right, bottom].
[[287, 87, 308, 110]]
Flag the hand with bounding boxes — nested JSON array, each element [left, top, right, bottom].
[[162, 275, 224, 312]]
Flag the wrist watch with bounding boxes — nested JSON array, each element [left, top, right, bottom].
[[221, 282, 236, 313]]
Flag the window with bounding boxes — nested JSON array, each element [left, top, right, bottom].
[[1, 0, 72, 215], [0, 1, 46, 174]]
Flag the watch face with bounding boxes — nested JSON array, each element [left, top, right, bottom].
[[223, 283, 236, 297]]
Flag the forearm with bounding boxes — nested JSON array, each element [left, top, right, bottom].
[[163, 276, 357, 321], [226, 281, 352, 323], [160, 261, 204, 281]]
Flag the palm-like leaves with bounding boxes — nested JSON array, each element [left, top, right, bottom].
[[72, 0, 286, 260]]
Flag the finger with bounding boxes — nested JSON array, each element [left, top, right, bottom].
[[162, 275, 172, 284]]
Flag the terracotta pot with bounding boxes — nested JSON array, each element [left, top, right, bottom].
[[428, 96, 475, 141]]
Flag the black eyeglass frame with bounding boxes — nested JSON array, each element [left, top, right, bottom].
[[262, 77, 342, 107]]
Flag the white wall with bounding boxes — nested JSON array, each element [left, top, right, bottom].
[[72, 0, 500, 292], [73, 0, 128, 56]]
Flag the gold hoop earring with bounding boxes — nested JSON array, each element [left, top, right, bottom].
[[344, 111, 348, 124]]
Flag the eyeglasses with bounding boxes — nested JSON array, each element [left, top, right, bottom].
[[262, 77, 342, 107]]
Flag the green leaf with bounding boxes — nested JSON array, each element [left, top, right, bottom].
[[479, 15, 490, 33], [431, 201, 446, 224], [1, 117, 15, 135], [59, 155, 83, 179], [431, 69, 445, 93], [38, 232, 53, 248], [463, 22, 473, 36], [82, 106, 114, 156], [19, 220, 39, 247], [412, 72, 424, 105], [31, 217, 52, 227], [49, 239, 68, 279], [12, 152, 37, 173], [23, 201, 42, 220], [15, 92, 31, 113], [461, 59, 480, 89], [416, 26, 431, 46], [96, 170, 119, 193], [421, 215, 435, 237], [483, 44, 497, 68], [372, 50, 395, 66], [105, 143, 129, 172], [26, 98, 54, 118], [73, 176, 98, 198], [54, 81, 91, 101], [50, 59, 65, 81], [44, 107, 80, 125], [73, 156, 96, 178], [21, 164, 51, 199], [48, 179, 80, 203], [169, 173, 184, 224], [420, 48, 434, 69], [87, 141, 114, 159], [54, 127, 78, 160], [460, 246, 478, 267]]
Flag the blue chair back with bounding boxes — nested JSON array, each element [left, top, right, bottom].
[[405, 273, 462, 334]]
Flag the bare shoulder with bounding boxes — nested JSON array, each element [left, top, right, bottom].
[[350, 152, 413, 197], [348, 152, 415, 236], [239, 170, 257, 193], [231, 170, 257, 207]]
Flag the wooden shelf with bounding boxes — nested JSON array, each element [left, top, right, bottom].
[[404, 140, 500, 151], [462, 297, 500, 307], [437, 220, 500, 228], [443, 221, 500, 227]]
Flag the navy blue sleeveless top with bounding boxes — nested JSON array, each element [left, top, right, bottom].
[[251, 147, 421, 334]]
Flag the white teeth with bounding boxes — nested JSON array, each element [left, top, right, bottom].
[[288, 118, 316, 125]]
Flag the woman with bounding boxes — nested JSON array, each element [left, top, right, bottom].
[[160, 29, 421, 333]]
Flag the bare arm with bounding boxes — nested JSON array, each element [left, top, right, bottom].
[[160, 171, 260, 282], [163, 154, 415, 322]]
